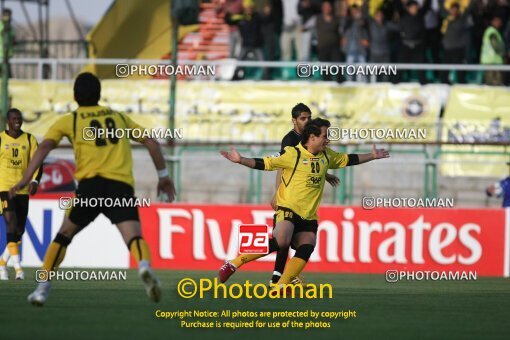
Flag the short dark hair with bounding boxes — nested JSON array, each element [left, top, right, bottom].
[[450, 2, 460, 9], [291, 103, 311, 119], [302, 118, 331, 143], [407, 0, 418, 7], [6, 108, 21, 119], [74, 72, 101, 106]]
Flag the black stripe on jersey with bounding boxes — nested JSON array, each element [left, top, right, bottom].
[[323, 149, 329, 166], [26, 133, 31, 154], [281, 147, 301, 187], [72, 111, 77, 141], [118, 112, 128, 127], [26, 133, 44, 182]]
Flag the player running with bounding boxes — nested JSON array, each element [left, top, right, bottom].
[[0, 108, 42, 280], [219, 118, 389, 286], [269, 103, 340, 285], [9, 73, 176, 306], [485, 161, 510, 208]]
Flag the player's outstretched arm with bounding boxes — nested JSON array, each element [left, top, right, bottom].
[[141, 138, 176, 202], [356, 144, 390, 164], [9, 139, 56, 198], [220, 147, 260, 169]]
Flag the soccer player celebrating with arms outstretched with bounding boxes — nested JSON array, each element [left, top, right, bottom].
[[219, 118, 389, 287], [269, 103, 340, 285], [0, 108, 42, 280], [10, 73, 176, 306]]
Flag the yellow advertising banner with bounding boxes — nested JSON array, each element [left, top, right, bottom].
[[440, 86, 510, 177], [8, 80, 441, 144]]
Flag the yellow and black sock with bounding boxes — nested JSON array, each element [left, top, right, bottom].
[[42, 233, 71, 273], [278, 244, 315, 284], [7, 242, 19, 255], [232, 238, 280, 268], [6, 231, 22, 270], [231, 253, 265, 268], [128, 236, 151, 263]]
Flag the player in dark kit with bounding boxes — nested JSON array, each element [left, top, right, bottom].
[[486, 162, 510, 208], [0, 108, 42, 280], [10, 73, 176, 306], [219, 118, 390, 287], [269, 103, 340, 285]]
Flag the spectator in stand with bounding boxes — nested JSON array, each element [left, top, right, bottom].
[[342, 4, 370, 81], [232, 4, 264, 79], [280, 0, 302, 62], [379, 0, 401, 22], [316, 1, 342, 81], [237, 4, 264, 61], [335, 0, 350, 34], [396, 0, 431, 84], [380, 0, 404, 63], [219, 0, 244, 59], [298, 0, 322, 62], [424, 0, 442, 69], [366, 6, 399, 81], [471, 0, 490, 63], [480, 15, 506, 85], [487, 0, 510, 27], [440, 0, 476, 84], [261, 3, 280, 79]]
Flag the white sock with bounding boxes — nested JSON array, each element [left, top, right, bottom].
[[139, 260, 150, 270], [37, 281, 52, 291], [11, 254, 21, 270]]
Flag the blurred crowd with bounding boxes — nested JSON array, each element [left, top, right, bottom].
[[215, 0, 510, 84]]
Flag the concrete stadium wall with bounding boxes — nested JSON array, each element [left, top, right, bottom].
[[46, 146, 506, 208], [47, 147, 503, 209]]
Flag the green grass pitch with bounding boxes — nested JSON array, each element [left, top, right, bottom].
[[1, 269, 509, 340]]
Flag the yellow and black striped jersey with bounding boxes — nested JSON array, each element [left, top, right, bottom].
[[263, 143, 349, 220], [44, 106, 146, 187], [0, 131, 40, 194]]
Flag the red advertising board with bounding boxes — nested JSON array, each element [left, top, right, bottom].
[[134, 204, 510, 277]]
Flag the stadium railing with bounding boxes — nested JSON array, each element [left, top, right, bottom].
[[8, 58, 510, 82]]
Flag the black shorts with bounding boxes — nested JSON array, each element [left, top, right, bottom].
[[274, 206, 318, 234], [0, 192, 29, 230], [68, 176, 140, 229]]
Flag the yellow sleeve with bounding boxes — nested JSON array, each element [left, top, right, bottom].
[[43, 115, 72, 144], [29, 135, 40, 181], [119, 112, 147, 143], [327, 148, 349, 169], [262, 147, 296, 171]]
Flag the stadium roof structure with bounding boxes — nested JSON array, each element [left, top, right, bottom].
[[86, 0, 197, 78]]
